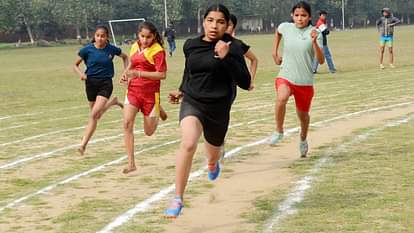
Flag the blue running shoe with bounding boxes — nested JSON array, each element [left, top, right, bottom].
[[207, 162, 221, 181], [270, 132, 284, 146], [165, 196, 184, 218]]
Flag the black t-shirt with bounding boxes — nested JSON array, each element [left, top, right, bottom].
[[179, 34, 251, 103], [233, 38, 250, 54]]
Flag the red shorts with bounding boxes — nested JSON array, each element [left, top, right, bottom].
[[275, 78, 314, 113], [125, 88, 160, 117]]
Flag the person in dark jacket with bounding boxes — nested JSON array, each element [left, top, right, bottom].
[[312, 10, 336, 74], [376, 8, 400, 69], [164, 4, 251, 218], [164, 23, 176, 56]]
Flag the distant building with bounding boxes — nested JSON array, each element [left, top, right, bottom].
[[240, 16, 263, 32]]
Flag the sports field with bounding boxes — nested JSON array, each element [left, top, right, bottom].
[[0, 26, 414, 233]]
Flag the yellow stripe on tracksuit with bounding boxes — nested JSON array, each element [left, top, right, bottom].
[[154, 92, 160, 117], [129, 42, 164, 65]]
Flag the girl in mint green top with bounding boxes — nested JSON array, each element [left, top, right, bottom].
[[270, 1, 324, 158]]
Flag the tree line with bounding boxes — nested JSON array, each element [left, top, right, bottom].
[[0, 0, 413, 43]]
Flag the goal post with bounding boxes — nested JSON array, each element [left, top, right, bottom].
[[108, 18, 145, 46]]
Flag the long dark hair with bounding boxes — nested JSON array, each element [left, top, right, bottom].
[[230, 14, 238, 28], [91, 25, 110, 43], [291, 1, 312, 26], [137, 21, 164, 47], [203, 4, 230, 22]]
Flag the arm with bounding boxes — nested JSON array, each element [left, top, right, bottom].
[[119, 61, 132, 85], [214, 40, 251, 90], [312, 29, 325, 65], [169, 63, 185, 104], [219, 42, 251, 90], [127, 70, 166, 80], [244, 49, 258, 91], [389, 17, 401, 26], [73, 56, 87, 80], [376, 18, 382, 31], [272, 30, 283, 65], [118, 52, 129, 73]]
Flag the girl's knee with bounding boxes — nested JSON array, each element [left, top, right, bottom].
[[123, 120, 134, 131], [90, 111, 102, 120], [144, 127, 156, 136], [277, 96, 289, 105], [143, 120, 158, 136], [180, 141, 197, 154]]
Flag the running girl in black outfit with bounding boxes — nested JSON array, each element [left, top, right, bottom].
[[165, 4, 251, 218]]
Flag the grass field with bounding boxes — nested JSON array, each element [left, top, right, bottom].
[[0, 26, 414, 233]]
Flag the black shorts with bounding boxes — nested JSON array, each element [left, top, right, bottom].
[[179, 95, 231, 146], [85, 77, 113, 102]]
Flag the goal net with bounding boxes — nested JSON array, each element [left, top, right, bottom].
[[108, 18, 145, 46]]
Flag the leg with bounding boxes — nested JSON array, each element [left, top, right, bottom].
[[323, 46, 336, 72], [142, 115, 159, 136], [142, 94, 162, 135], [171, 40, 176, 53], [297, 110, 310, 158], [275, 83, 291, 133], [123, 104, 139, 173], [79, 96, 108, 155], [296, 110, 310, 141], [388, 46, 394, 66], [174, 116, 203, 198], [379, 45, 385, 68], [168, 40, 173, 56], [159, 105, 168, 121], [204, 140, 221, 172]]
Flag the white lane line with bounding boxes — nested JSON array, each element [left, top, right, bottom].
[[263, 116, 412, 233], [0, 122, 175, 170], [1, 101, 412, 217], [0, 117, 272, 214], [0, 105, 86, 120], [1, 98, 410, 170], [0, 125, 25, 132], [0, 126, 85, 147], [0, 101, 273, 168], [0, 82, 275, 122], [96, 102, 413, 233], [0, 140, 180, 214]]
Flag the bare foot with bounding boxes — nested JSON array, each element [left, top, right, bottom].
[[122, 166, 137, 174], [109, 96, 123, 109], [160, 108, 168, 121], [78, 146, 85, 156], [117, 101, 124, 109]]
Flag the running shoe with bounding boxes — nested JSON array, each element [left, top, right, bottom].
[[390, 64, 395, 68], [270, 132, 284, 146], [207, 162, 221, 181], [165, 196, 184, 218], [380, 64, 385, 69], [299, 140, 308, 158]]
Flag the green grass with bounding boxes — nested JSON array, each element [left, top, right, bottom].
[[260, 119, 414, 233], [0, 26, 414, 232]]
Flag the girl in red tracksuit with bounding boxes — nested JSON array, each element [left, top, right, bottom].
[[120, 21, 168, 174]]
